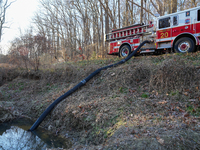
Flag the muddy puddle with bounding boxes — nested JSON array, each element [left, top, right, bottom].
[[0, 118, 72, 149]]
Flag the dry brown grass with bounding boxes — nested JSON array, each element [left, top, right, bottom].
[[150, 59, 199, 93], [0, 65, 20, 86]]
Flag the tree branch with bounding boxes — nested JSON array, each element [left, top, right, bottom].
[[127, 0, 156, 17]]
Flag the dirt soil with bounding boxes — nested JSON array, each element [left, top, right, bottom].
[[1, 53, 200, 149]]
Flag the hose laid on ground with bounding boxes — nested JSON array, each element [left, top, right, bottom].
[[28, 40, 151, 131]]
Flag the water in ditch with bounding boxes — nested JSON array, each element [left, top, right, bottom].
[[0, 118, 72, 149]]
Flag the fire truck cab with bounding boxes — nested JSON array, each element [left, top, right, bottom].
[[106, 6, 200, 57]]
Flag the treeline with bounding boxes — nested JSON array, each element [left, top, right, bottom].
[[7, 0, 198, 70]]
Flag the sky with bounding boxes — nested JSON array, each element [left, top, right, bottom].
[[0, 0, 39, 54]]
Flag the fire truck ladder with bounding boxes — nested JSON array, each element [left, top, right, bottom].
[[106, 24, 152, 42]]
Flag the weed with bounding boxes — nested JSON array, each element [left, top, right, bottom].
[[17, 82, 24, 86], [119, 87, 128, 93], [51, 85, 58, 89], [8, 83, 13, 89], [141, 93, 149, 98], [1, 91, 6, 97], [187, 105, 200, 116], [18, 86, 24, 91], [170, 91, 179, 96], [151, 56, 165, 64], [109, 115, 119, 126], [7, 94, 11, 99], [111, 95, 120, 99]]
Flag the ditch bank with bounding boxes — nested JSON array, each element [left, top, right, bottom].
[[0, 54, 200, 149]]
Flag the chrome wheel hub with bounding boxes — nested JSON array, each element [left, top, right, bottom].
[[178, 42, 190, 52], [121, 48, 129, 57]]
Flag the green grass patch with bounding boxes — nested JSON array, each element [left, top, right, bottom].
[[187, 105, 200, 116], [119, 87, 128, 94], [141, 93, 149, 98]]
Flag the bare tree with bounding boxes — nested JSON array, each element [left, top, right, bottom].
[[0, 0, 15, 42], [8, 29, 47, 71]]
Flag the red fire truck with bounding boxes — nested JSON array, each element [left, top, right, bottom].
[[106, 6, 200, 57]]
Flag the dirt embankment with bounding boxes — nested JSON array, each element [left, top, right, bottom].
[[1, 53, 200, 149]]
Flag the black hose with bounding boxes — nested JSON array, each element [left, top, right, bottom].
[[28, 40, 151, 131]]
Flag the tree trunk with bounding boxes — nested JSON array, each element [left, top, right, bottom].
[[100, 2, 104, 58], [171, 0, 177, 13], [125, 0, 129, 26], [118, 0, 120, 28], [131, 0, 134, 24], [140, 0, 143, 23]]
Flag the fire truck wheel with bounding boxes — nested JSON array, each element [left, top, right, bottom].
[[174, 37, 195, 53], [119, 45, 131, 58]]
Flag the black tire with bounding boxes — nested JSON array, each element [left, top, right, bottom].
[[174, 37, 195, 53], [119, 45, 131, 58]]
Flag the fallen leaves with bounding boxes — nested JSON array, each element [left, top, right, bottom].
[[129, 89, 136, 93], [183, 92, 188, 96], [111, 73, 115, 77], [183, 112, 190, 118], [157, 137, 164, 145], [158, 100, 168, 105], [176, 106, 185, 112], [72, 110, 78, 114]]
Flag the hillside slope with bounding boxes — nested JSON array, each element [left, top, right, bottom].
[[0, 53, 200, 149]]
